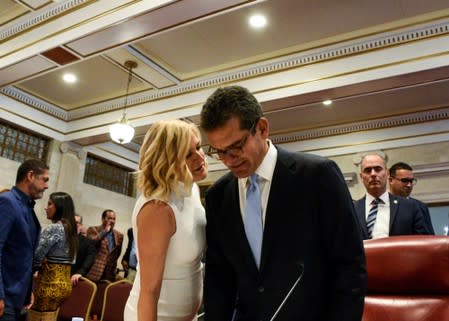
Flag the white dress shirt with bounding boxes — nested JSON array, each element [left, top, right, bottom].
[[238, 140, 277, 228], [365, 192, 390, 239]]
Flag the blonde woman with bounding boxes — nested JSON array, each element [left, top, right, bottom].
[[124, 120, 208, 321]]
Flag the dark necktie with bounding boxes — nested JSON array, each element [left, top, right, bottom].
[[366, 198, 381, 239], [244, 173, 263, 268]]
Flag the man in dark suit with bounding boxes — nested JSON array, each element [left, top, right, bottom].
[[354, 154, 433, 239], [200, 86, 366, 321], [121, 227, 137, 282], [388, 162, 434, 233], [0, 159, 49, 321]]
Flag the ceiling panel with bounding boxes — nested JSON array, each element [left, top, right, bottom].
[[0, 0, 29, 25], [16, 56, 151, 110]]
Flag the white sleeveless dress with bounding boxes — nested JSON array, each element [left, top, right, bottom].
[[124, 183, 206, 321]]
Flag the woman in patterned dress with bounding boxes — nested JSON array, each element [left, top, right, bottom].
[[29, 192, 78, 321]]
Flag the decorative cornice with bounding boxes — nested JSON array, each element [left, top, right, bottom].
[[413, 161, 449, 177], [0, 0, 90, 42], [66, 18, 449, 119], [0, 86, 68, 120], [0, 0, 89, 42], [2, 18, 449, 122], [270, 108, 449, 145]]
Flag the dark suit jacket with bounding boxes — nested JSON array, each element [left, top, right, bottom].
[[354, 193, 433, 240], [204, 147, 366, 321], [71, 234, 96, 276], [410, 197, 435, 234], [122, 227, 134, 266], [0, 187, 41, 308]]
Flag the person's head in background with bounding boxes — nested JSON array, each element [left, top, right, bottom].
[[102, 209, 116, 231], [45, 191, 77, 259], [138, 119, 208, 202], [200, 85, 269, 179], [15, 159, 50, 200], [74, 214, 87, 235], [388, 162, 417, 198], [360, 154, 388, 198]]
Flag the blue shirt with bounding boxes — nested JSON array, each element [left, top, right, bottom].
[[0, 187, 41, 308], [129, 240, 137, 269]]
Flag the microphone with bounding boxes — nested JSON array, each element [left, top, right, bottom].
[[269, 263, 304, 321]]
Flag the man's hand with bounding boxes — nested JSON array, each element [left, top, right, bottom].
[[24, 293, 34, 310], [71, 274, 82, 286], [0, 298, 5, 317], [122, 260, 129, 272]]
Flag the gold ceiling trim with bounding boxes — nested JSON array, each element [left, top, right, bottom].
[[270, 107, 449, 145], [299, 129, 449, 155], [0, 0, 96, 43], [0, 0, 142, 58], [181, 14, 449, 80], [0, 106, 65, 135]]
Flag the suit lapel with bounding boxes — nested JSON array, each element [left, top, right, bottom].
[[355, 197, 368, 237], [259, 150, 296, 274], [389, 193, 399, 231]]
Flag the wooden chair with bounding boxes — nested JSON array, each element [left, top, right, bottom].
[[101, 280, 133, 321], [90, 280, 111, 320], [57, 277, 97, 321], [362, 235, 449, 321]]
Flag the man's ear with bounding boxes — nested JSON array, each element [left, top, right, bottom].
[[26, 170, 35, 182], [258, 117, 269, 138]]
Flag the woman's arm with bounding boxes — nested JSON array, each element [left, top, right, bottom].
[[33, 224, 63, 267], [136, 200, 176, 321]]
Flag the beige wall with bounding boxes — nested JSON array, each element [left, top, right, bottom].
[[330, 141, 449, 202], [0, 140, 136, 265], [205, 141, 449, 204]]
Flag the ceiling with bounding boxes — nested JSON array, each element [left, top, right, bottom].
[[1, 0, 449, 171]]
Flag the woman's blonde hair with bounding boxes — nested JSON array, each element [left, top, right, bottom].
[[137, 119, 200, 201]]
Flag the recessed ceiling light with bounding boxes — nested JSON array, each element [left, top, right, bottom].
[[63, 73, 77, 83], [323, 99, 332, 106], [249, 14, 267, 29]]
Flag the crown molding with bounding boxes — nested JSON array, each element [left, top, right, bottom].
[[270, 108, 449, 145], [0, 0, 90, 42], [2, 18, 449, 121]]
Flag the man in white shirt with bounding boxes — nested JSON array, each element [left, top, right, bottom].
[[354, 154, 433, 239]]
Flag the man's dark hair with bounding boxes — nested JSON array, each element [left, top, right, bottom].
[[389, 162, 413, 177], [16, 159, 49, 184], [102, 209, 115, 219], [200, 86, 263, 132]]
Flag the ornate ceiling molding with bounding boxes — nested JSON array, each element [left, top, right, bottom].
[[0, 87, 68, 120], [270, 108, 449, 145], [0, 0, 90, 42], [2, 18, 449, 122]]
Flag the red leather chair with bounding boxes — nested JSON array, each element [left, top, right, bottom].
[[363, 235, 449, 321]]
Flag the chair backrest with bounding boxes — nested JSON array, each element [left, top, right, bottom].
[[101, 280, 133, 321], [57, 277, 97, 321], [90, 280, 111, 320], [362, 235, 449, 321]]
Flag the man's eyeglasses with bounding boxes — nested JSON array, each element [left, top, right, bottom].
[[392, 177, 417, 185], [206, 119, 259, 160]]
